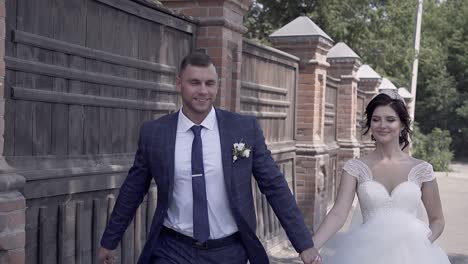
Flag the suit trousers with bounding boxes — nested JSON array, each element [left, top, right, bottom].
[[151, 230, 248, 264]]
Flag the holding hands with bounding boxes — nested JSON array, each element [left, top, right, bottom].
[[300, 247, 322, 264]]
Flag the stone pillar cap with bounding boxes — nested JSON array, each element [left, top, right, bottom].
[[378, 78, 397, 90], [269, 16, 333, 42], [357, 64, 381, 79], [327, 42, 360, 59]]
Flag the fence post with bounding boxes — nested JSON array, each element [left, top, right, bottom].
[[327, 42, 362, 183], [0, 0, 26, 263], [270, 16, 334, 229], [160, 0, 253, 112]]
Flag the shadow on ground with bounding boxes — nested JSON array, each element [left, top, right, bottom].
[[449, 253, 468, 264]]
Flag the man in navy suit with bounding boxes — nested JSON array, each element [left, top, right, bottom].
[[98, 52, 320, 264]]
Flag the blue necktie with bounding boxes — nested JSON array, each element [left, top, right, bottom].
[[190, 125, 210, 242]]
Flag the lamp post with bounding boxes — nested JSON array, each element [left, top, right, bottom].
[[409, 0, 424, 123]]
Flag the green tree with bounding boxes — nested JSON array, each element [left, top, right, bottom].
[[244, 0, 318, 43], [413, 125, 453, 171], [416, 0, 468, 157], [245, 0, 468, 158], [245, 0, 417, 86]]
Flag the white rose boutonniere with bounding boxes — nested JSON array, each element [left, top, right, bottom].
[[232, 141, 251, 163]]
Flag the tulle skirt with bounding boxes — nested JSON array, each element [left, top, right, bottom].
[[321, 210, 451, 264]]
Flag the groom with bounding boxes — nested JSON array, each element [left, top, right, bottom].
[[98, 52, 320, 264]]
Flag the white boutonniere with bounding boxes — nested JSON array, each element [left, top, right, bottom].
[[232, 141, 251, 163]]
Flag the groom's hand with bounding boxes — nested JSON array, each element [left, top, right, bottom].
[[300, 247, 321, 264], [98, 246, 115, 264]]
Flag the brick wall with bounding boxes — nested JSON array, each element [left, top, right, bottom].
[[161, 0, 251, 111], [270, 35, 333, 229]]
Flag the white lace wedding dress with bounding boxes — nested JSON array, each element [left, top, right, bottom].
[[321, 159, 451, 264]]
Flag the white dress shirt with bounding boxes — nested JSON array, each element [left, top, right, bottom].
[[164, 107, 238, 239]]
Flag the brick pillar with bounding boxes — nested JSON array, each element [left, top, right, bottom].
[[270, 16, 334, 229], [327, 48, 362, 180], [358, 78, 381, 156], [161, 0, 252, 112], [0, 0, 26, 263]]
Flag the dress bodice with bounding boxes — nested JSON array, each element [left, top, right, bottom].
[[343, 159, 435, 222]]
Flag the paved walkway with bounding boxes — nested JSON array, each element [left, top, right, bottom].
[[435, 161, 468, 264], [269, 161, 468, 264]]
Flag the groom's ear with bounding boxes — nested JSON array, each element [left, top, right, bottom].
[[176, 76, 182, 91]]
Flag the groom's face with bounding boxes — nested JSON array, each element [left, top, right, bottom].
[[177, 63, 219, 123]]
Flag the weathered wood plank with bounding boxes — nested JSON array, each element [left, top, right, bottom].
[[5, 0, 17, 57], [106, 9, 129, 155], [11, 87, 177, 111], [125, 11, 141, 153], [84, 0, 102, 155], [50, 81, 69, 155], [75, 201, 84, 264], [65, 0, 88, 157], [3, 0, 17, 156], [5, 57, 177, 93], [23, 172, 128, 199], [80, 200, 93, 264], [57, 204, 67, 264], [99, 6, 118, 155], [13, 30, 176, 74], [92, 199, 107, 264], [30, 0, 54, 157], [121, 219, 135, 264], [68, 104, 84, 155], [98, 87, 113, 154], [25, 206, 38, 264], [261, 195, 269, 239], [96, 0, 196, 34], [242, 39, 299, 67], [32, 102, 52, 155], [241, 81, 288, 95], [239, 110, 287, 119], [240, 95, 290, 107], [255, 187, 265, 240], [14, 0, 36, 156], [106, 197, 121, 264], [134, 206, 143, 263], [39, 206, 58, 264], [267, 197, 275, 239], [4, 71, 16, 156], [147, 187, 157, 236], [14, 100, 33, 155]]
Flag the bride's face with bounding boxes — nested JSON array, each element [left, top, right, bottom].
[[370, 105, 403, 145]]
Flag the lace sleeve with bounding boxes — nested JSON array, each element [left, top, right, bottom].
[[343, 159, 371, 183], [410, 162, 436, 186]]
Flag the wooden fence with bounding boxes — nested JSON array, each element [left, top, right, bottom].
[[4, 0, 195, 263], [241, 39, 299, 245]]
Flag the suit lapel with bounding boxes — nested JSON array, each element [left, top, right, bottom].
[[165, 111, 178, 205], [215, 109, 233, 196]]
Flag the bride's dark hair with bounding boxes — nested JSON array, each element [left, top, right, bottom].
[[362, 93, 413, 150]]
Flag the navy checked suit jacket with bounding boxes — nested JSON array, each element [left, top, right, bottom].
[[100, 108, 313, 264]]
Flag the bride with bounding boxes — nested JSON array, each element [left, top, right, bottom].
[[310, 92, 451, 264]]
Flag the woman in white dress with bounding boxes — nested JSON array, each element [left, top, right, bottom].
[[311, 92, 451, 264]]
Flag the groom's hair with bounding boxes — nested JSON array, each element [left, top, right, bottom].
[[179, 51, 214, 75]]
